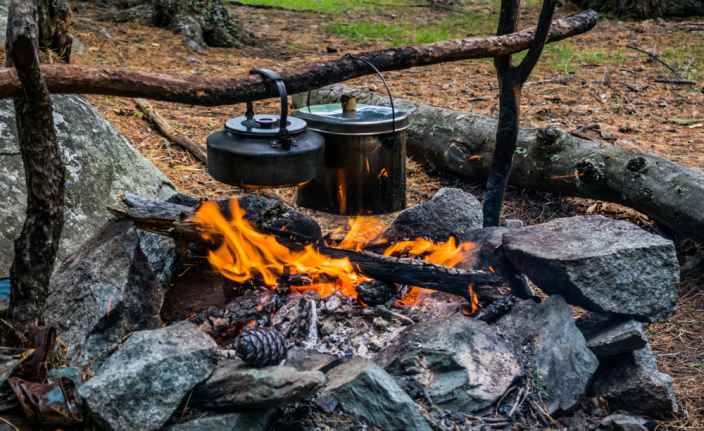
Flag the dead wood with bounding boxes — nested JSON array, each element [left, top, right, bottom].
[[109, 195, 503, 300], [6, 0, 65, 323], [0, 11, 597, 106], [135, 98, 207, 163], [301, 85, 704, 242]]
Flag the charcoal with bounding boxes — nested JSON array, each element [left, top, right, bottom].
[[503, 216, 679, 322], [356, 280, 396, 306], [478, 294, 518, 323]]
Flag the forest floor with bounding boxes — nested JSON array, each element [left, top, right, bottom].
[[68, 1, 704, 429]]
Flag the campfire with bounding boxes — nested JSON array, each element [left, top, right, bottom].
[[191, 197, 480, 309]]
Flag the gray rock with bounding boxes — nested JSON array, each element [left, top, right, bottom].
[[319, 358, 431, 431], [192, 358, 326, 410], [503, 216, 679, 322], [45, 220, 176, 368], [382, 187, 482, 242], [0, 95, 175, 277], [285, 347, 337, 372], [599, 414, 655, 431], [167, 411, 273, 431], [377, 313, 521, 413], [590, 345, 679, 419], [497, 296, 599, 414], [577, 313, 647, 358], [80, 322, 217, 431]]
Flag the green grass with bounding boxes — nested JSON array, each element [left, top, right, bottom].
[[232, 0, 414, 14], [540, 41, 627, 75]]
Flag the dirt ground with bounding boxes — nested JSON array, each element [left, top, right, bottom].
[[66, 2, 704, 429]]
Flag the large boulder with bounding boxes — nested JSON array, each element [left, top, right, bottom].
[[79, 322, 217, 431], [503, 216, 679, 322], [0, 95, 175, 277], [382, 187, 483, 242], [590, 345, 680, 419], [192, 358, 326, 410], [45, 220, 176, 368], [377, 313, 521, 413], [497, 296, 599, 414], [318, 358, 432, 431]]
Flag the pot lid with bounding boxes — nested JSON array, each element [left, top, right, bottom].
[[225, 114, 308, 137], [294, 104, 409, 136]]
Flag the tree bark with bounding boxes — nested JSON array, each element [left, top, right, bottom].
[[0, 10, 597, 105], [37, 0, 73, 63], [6, 0, 65, 324], [299, 84, 704, 242], [108, 194, 504, 299], [570, 0, 704, 18]]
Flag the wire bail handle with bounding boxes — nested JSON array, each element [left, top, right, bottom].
[[306, 54, 397, 133], [247, 68, 291, 148]]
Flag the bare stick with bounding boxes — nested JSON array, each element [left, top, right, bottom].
[[135, 98, 207, 163], [0, 11, 597, 105], [626, 44, 683, 79], [6, 0, 65, 323]]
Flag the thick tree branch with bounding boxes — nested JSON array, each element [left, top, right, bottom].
[[0, 11, 597, 105], [6, 0, 65, 323]]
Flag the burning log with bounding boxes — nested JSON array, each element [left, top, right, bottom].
[[109, 194, 503, 301], [0, 11, 597, 106]]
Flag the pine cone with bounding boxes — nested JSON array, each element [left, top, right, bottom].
[[234, 327, 287, 367]]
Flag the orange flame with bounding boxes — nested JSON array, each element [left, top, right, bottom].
[[193, 199, 363, 299], [378, 168, 389, 178], [336, 169, 347, 214], [384, 237, 476, 306], [339, 217, 387, 251], [193, 198, 478, 308]]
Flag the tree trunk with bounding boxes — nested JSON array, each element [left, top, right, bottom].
[[152, 0, 255, 51], [6, 0, 65, 324], [37, 0, 72, 63], [299, 85, 704, 242], [571, 0, 704, 18]]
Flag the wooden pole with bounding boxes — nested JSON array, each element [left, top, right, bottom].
[[6, 0, 65, 323], [0, 11, 597, 106], [483, 0, 557, 227]]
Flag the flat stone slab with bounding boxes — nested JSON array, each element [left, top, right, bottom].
[[192, 358, 325, 410], [79, 322, 217, 431], [577, 313, 648, 358], [319, 358, 431, 431], [503, 216, 679, 322], [377, 313, 521, 413]]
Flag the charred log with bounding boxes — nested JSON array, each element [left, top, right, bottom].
[[6, 0, 65, 323], [300, 85, 704, 243], [38, 0, 72, 62], [570, 0, 704, 18], [109, 195, 504, 300], [0, 11, 598, 105]]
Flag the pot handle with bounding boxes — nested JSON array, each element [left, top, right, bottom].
[[249, 68, 291, 147], [305, 54, 396, 133]]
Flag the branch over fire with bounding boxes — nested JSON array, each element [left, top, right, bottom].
[[0, 11, 597, 105]]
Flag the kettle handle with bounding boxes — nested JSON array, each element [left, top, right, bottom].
[[249, 68, 291, 146], [305, 54, 396, 133]]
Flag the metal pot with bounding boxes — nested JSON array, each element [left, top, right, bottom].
[[206, 68, 325, 188], [294, 94, 410, 215]]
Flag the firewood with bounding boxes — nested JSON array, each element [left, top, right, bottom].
[[0, 11, 597, 106], [109, 195, 504, 301]]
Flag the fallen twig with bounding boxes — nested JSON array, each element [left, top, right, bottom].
[[626, 44, 683, 79], [135, 98, 207, 163]]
